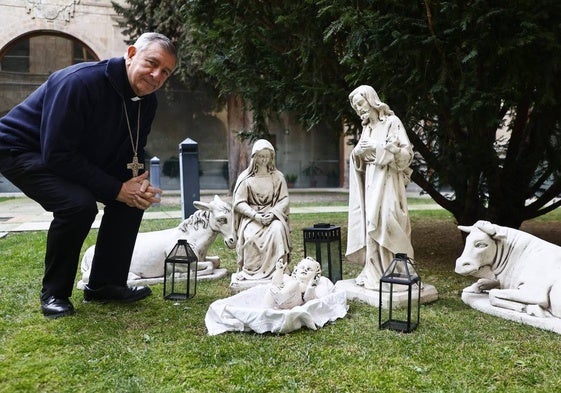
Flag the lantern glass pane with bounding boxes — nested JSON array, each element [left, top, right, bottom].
[[163, 240, 198, 300], [302, 224, 342, 283], [164, 260, 197, 300], [318, 242, 328, 275], [379, 284, 419, 333], [379, 254, 421, 333], [329, 240, 342, 282]]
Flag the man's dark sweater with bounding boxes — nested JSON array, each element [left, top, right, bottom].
[[0, 57, 157, 201]]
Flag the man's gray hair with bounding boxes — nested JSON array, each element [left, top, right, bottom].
[[132, 32, 177, 59]]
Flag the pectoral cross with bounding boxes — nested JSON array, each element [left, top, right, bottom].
[[127, 155, 144, 177]]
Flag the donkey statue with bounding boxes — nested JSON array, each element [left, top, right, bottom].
[[77, 195, 236, 288]]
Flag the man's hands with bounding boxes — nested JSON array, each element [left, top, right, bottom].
[[117, 171, 162, 210]]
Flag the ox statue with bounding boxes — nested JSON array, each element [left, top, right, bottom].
[[455, 220, 561, 318], [78, 195, 236, 289]]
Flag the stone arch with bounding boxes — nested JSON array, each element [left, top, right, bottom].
[[0, 3, 127, 60], [0, 1, 128, 116], [0, 30, 104, 116], [0, 29, 99, 63]]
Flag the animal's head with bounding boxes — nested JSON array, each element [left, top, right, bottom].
[[193, 195, 236, 249], [455, 220, 505, 278]]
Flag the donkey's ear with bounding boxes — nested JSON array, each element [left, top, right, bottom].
[[193, 200, 210, 211]]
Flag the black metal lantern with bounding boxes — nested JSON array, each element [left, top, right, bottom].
[[303, 223, 342, 282], [379, 253, 421, 333], [163, 239, 198, 300]]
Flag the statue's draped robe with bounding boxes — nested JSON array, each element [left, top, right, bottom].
[[205, 276, 348, 335], [346, 115, 414, 289], [233, 170, 290, 280]]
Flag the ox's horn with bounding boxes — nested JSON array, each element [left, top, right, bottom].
[[457, 225, 473, 233], [475, 220, 497, 237]]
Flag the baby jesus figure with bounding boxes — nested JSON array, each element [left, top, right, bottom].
[[263, 257, 322, 310]]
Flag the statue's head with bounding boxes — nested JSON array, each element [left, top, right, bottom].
[[348, 85, 394, 123], [250, 139, 276, 173], [292, 257, 321, 285]]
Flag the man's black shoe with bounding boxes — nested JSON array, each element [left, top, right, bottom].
[[41, 296, 75, 319], [83, 285, 152, 303]]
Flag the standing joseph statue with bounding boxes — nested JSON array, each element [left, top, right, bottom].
[[346, 85, 414, 290]]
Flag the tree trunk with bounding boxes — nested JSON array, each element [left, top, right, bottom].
[[227, 95, 252, 193]]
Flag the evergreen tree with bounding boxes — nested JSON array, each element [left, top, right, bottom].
[[114, 0, 561, 228]]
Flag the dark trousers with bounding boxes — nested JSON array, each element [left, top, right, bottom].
[[0, 152, 143, 299]]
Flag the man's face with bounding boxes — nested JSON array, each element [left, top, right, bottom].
[[125, 43, 176, 96]]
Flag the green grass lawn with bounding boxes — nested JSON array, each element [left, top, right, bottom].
[[1, 207, 561, 392]]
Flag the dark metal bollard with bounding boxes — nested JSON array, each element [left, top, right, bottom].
[[179, 138, 200, 219], [150, 156, 161, 207]]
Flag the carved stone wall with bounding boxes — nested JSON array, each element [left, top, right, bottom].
[[0, 0, 126, 59]]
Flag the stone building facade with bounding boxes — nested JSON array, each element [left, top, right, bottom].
[[0, 0, 347, 191]]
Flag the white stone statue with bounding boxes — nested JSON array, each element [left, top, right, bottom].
[[232, 139, 291, 281], [78, 195, 236, 288], [456, 220, 561, 334], [346, 85, 414, 290], [456, 220, 561, 317], [263, 257, 322, 310], [205, 257, 348, 335]]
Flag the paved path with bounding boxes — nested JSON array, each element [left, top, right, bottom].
[[0, 189, 438, 233]]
